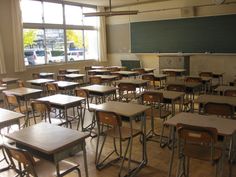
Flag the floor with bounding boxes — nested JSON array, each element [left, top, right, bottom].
[[0, 104, 235, 177]]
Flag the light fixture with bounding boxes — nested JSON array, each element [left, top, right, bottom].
[[83, 0, 139, 17]]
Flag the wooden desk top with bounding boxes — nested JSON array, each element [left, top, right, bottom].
[[0, 108, 24, 128], [38, 94, 85, 106], [145, 90, 185, 100], [27, 78, 55, 84], [81, 84, 117, 93], [166, 80, 202, 88], [143, 73, 168, 79], [195, 94, 236, 106], [112, 71, 138, 75], [0, 86, 6, 92], [65, 74, 85, 78], [116, 79, 148, 85], [39, 72, 54, 76], [215, 85, 236, 92], [2, 78, 19, 84], [88, 69, 110, 72], [3, 87, 42, 96], [6, 122, 89, 154], [53, 81, 79, 88], [93, 101, 150, 117], [162, 69, 186, 72], [144, 68, 155, 72], [165, 112, 236, 136], [66, 69, 80, 73], [91, 66, 105, 69], [94, 75, 118, 80]]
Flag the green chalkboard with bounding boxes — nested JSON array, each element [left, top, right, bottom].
[[121, 60, 141, 70], [131, 14, 236, 53]]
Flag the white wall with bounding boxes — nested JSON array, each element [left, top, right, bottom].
[[107, 0, 236, 83]]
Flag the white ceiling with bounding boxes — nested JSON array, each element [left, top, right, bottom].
[[67, 0, 171, 7]]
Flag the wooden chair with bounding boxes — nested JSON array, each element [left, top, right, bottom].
[[176, 123, 222, 177], [45, 83, 59, 95], [3, 93, 33, 126], [142, 74, 157, 89], [17, 80, 25, 88], [204, 102, 234, 118], [4, 143, 81, 177], [199, 72, 213, 77], [118, 83, 138, 102], [57, 75, 66, 81], [58, 69, 67, 74], [75, 89, 98, 133], [32, 73, 40, 79], [141, 91, 171, 147], [224, 89, 236, 97], [89, 76, 102, 85], [95, 110, 143, 177], [166, 84, 193, 112], [30, 100, 67, 126]]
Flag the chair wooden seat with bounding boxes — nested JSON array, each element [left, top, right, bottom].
[[184, 144, 221, 162], [14, 105, 32, 114], [106, 127, 141, 140]]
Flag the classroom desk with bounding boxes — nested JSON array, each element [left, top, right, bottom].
[[143, 90, 184, 116], [212, 72, 224, 85], [93, 75, 118, 85], [1, 78, 19, 84], [53, 81, 79, 94], [91, 66, 105, 69], [214, 85, 236, 95], [115, 79, 148, 90], [5, 122, 89, 177], [39, 72, 54, 79], [111, 71, 139, 78], [81, 84, 117, 103], [144, 68, 155, 73], [162, 69, 186, 76], [143, 74, 168, 88], [92, 101, 150, 177], [88, 69, 110, 75], [195, 94, 236, 106], [165, 112, 236, 177], [0, 108, 24, 172], [37, 94, 85, 127], [27, 78, 55, 87], [65, 74, 85, 83], [66, 69, 80, 74]]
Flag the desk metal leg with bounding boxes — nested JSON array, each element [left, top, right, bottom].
[[83, 141, 89, 177], [168, 126, 176, 177]]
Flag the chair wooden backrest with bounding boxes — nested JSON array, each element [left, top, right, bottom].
[[57, 75, 66, 81], [185, 77, 202, 83], [31, 100, 51, 123], [177, 123, 218, 160], [89, 76, 102, 85], [118, 83, 136, 102], [142, 74, 155, 88], [32, 73, 40, 79], [85, 66, 92, 71], [166, 84, 186, 92], [199, 72, 213, 77], [75, 88, 89, 109], [204, 102, 234, 118], [133, 68, 145, 74], [58, 69, 67, 74], [3, 93, 20, 110], [4, 143, 38, 177], [224, 90, 236, 97], [17, 80, 25, 88], [45, 83, 59, 95]]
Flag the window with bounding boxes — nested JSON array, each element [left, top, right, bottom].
[[21, 0, 98, 66]]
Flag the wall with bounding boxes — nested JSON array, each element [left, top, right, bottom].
[[107, 0, 236, 83], [0, 0, 103, 83]]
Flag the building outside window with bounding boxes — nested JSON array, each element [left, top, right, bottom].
[[21, 0, 98, 66]]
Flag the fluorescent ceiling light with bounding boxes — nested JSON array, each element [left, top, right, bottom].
[[83, 0, 139, 17]]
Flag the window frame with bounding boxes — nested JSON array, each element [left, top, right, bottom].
[[22, 0, 98, 66]]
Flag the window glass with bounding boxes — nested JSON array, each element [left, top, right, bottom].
[[65, 5, 82, 25], [66, 30, 84, 61], [84, 30, 98, 59], [21, 0, 43, 23], [45, 29, 65, 63], [43, 2, 63, 24], [82, 7, 98, 26]]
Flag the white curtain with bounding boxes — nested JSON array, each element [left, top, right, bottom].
[[11, 0, 25, 72], [97, 7, 108, 62], [0, 34, 6, 74]]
